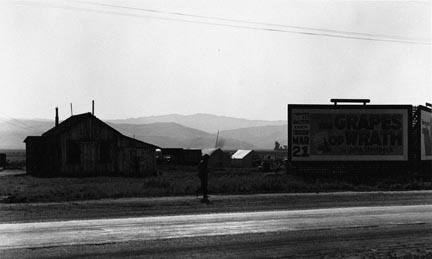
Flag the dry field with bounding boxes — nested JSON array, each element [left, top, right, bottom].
[[0, 149, 25, 169], [0, 165, 431, 203]]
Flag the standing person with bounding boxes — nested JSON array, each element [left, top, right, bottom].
[[198, 154, 210, 203]]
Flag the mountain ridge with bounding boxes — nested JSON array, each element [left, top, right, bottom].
[[0, 113, 286, 149], [108, 113, 285, 133]]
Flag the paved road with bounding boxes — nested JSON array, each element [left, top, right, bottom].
[[2, 204, 432, 257]]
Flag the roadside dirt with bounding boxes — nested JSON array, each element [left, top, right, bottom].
[[2, 191, 432, 223]]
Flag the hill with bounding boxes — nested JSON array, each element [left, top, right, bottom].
[[219, 125, 287, 150], [109, 113, 285, 133], [0, 120, 52, 149], [0, 119, 256, 150], [0, 113, 287, 149], [109, 122, 255, 149]]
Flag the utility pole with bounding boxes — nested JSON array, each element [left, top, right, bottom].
[[215, 130, 219, 148], [55, 107, 59, 127]]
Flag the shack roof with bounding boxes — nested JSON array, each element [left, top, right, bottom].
[[42, 113, 97, 137], [201, 148, 221, 156], [231, 150, 253, 159], [27, 112, 159, 149], [23, 136, 44, 143]]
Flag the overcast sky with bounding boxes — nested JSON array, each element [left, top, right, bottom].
[[0, 0, 430, 121]]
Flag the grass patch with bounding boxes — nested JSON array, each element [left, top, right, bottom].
[[1, 166, 431, 203]]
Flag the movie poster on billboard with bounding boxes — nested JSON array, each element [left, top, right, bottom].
[[290, 108, 408, 161], [421, 109, 432, 160]]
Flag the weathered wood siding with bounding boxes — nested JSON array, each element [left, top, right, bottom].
[[208, 149, 231, 168], [26, 114, 156, 177], [231, 153, 254, 168], [58, 117, 119, 176]]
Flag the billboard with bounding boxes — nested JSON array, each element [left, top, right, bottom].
[[420, 108, 432, 160], [289, 106, 409, 161]]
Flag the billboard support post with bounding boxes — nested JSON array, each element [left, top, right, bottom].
[[330, 99, 370, 106]]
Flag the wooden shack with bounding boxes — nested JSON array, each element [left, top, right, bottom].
[[202, 148, 230, 168], [24, 112, 159, 177], [160, 148, 201, 165], [161, 148, 183, 164], [231, 150, 255, 168], [183, 149, 202, 165]]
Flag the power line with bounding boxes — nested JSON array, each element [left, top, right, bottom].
[[0, 120, 34, 138], [0, 117, 40, 132], [0, 116, 33, 130], [11, 0, 431, 45], [74, 0, 430, 43], [0, 110, 49, 132]]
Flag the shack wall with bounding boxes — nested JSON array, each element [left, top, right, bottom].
[[208, 149, 231, 168], [231, 152, 254, 168], [59, 117, 119, 176], [26, 114, 156, 177]]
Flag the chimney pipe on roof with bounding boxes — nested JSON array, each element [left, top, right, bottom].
[[55, 107, 59, 127], [92, 100, 94, 115]]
